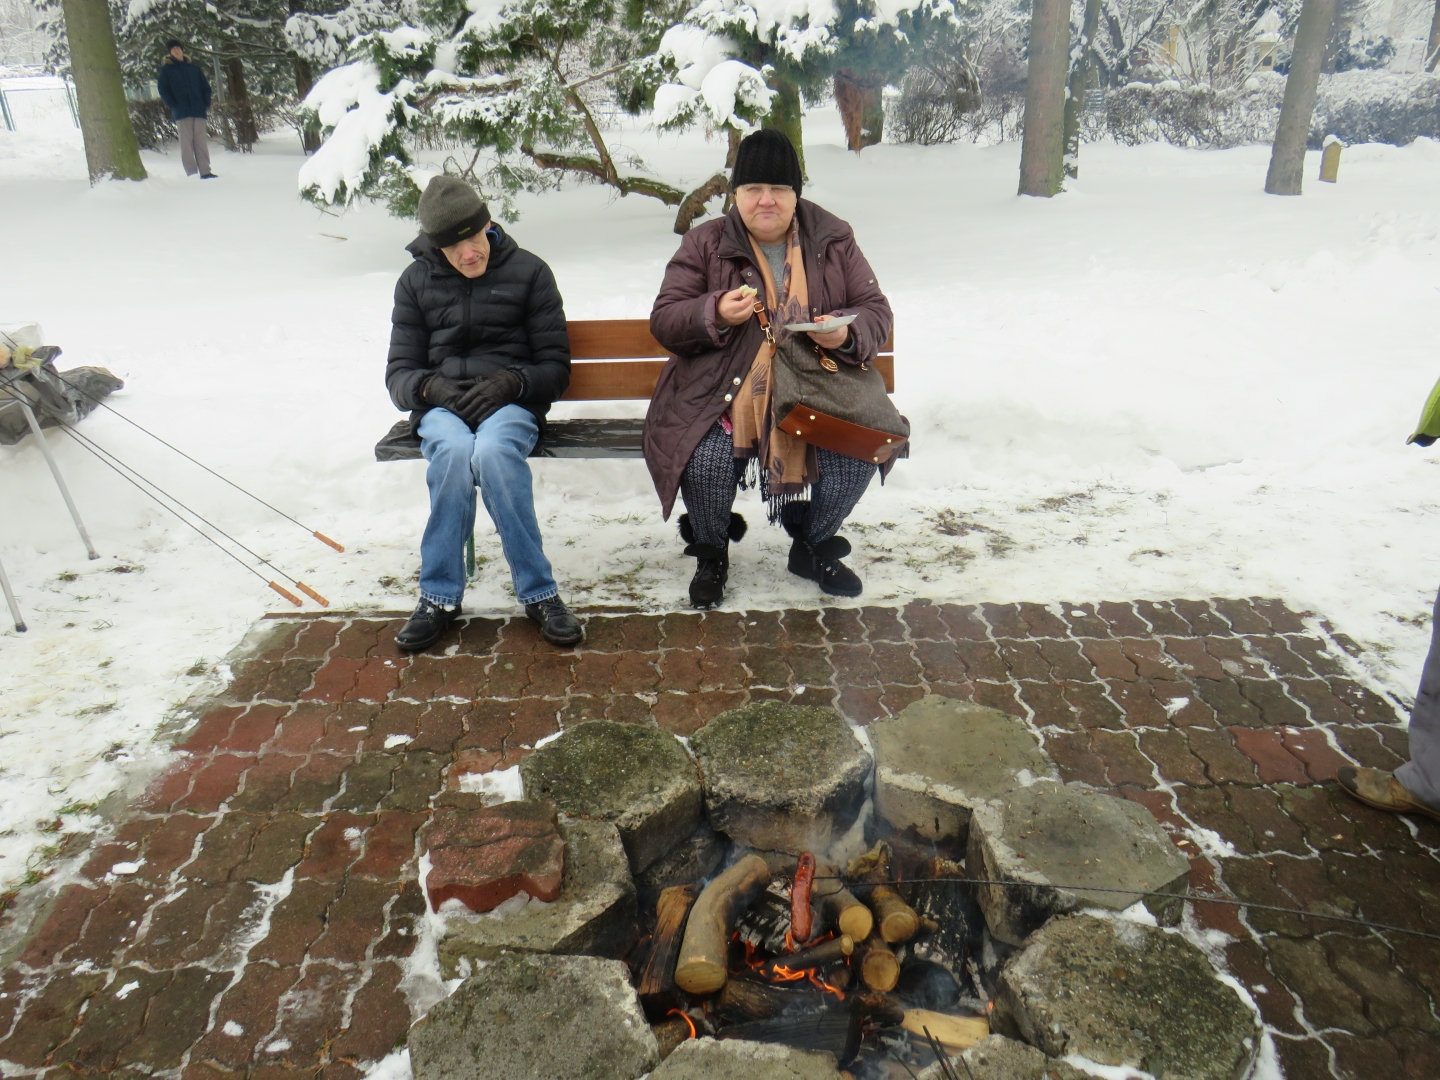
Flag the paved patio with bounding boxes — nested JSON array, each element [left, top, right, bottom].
[[1, 598, 1437, 1080]]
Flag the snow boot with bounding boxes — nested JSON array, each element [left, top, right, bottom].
[[784, 513, 862, 598], [525, 595, 584, 647], [396, 597, 459, 652], [678, 512, 747, 609]]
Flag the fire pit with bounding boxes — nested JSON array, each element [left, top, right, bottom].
[[416, 697, 1259, 1080], [635, 838, 996, 1077]]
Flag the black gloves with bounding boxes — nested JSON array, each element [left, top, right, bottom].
[[421, 374, 474, 413], [452, 369, 524, 431], [422, 370, 524, 431]]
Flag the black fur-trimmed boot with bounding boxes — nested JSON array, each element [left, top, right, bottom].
[[679, 512, 747, 609], [783, 510, 862, 598]]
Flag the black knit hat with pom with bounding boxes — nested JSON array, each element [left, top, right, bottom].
[[731, 128, 802, 195]]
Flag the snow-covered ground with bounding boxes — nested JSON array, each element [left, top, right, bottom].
[[2, 113, 1439, 893]]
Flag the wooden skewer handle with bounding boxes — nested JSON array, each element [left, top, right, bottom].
[[314, 531, 345, 552], [269, 582, 303, 606], [296, 582, 330, 607]]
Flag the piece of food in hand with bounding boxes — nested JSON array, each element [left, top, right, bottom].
[[737, 285, 758, 300]]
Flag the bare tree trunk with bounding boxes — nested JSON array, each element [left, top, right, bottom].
[[212, 54, 237, 151], [1264, 0, 1340, 195], [763, 76, 806, 179], [226, 56, 258, 150], [1018, 0, 1072, 197], [59, 0, 146, 182], [292, 56, 320, 153], [1063, 0, 1103, 180], [834, 70, 883, 152], [1427, 0, 1440, 72]]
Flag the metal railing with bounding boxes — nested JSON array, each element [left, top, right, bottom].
[[0, 79, 80, 132]]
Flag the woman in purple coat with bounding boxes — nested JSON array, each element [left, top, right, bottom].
[[644, 130, 894, 609]]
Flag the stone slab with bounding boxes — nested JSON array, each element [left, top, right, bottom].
[[421, 797, 563, 913], [409, 952, 658, 1080], [869, 696, 1056, 845], [520, 720, 703, 874], [690, 702, 871, 854], [918, 1035, 1088, 1080], [995, 914, 1260, 1080], [649, 1038, 842, 1079], [967, 782, 1191, 945], [437, 817, 636, 976]]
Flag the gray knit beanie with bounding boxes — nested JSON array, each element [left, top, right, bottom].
[[418, 175, 491, 248]]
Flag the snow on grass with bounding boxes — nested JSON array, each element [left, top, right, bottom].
[[1, 114, 1439, 897]]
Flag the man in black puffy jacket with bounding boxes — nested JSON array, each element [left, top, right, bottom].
[[386, 175, 582, 649]]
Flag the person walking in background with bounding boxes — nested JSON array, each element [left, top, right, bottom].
[[157, 40, 215, 179]]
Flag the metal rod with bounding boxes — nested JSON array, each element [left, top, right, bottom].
[[0, 556, 26, 632], [18, 400, 99, 559]]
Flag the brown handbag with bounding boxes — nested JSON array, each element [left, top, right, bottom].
[[756, 305, 909, 465]]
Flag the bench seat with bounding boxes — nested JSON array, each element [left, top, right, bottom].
[[375, 416, 647, 461], [374, 319, 895, 462]]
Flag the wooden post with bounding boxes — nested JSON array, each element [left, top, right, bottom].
[[1017, 0, 1072, 197], [1264, 0, 1340, 196], [1318, 138, 1341, 183]]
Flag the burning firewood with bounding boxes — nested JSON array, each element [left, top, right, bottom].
[[639, 884, 696, 1014], [717, 976, 830, 1021], [674, 854, 772, 995], [757, 934, 853, 981], [736, 882, 793, 955], [900, 1008, 988, 1053], [847, 843, 920, 944], [651, 1009, 708, 1059], [857, 931, 900, 992], [721, 1009, 864, 1066], [906, 856, 985, 999], [814, 860, 873, 942]]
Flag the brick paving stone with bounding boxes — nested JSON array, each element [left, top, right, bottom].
[[117, 966, 231, 1070], [980, 602, 1028, 638], [3, 600, 1432, 1080], [1286, 634, 1351, 677], [1231, 727, 1310, 785], [52, 965, 169, 1073], [1210, 597, 1272, 635], [1056, 602, 1111, 639], [1017, 602, 1068, 638], [939, 603, 989, 641], [250, 880, 339, 966], [1136, 599, 1192, 636], [329, 963, 410, 1064]]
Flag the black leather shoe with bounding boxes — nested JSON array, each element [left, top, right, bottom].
[[526, 595, 584, 646], [395, 598, 458, 652], [685, 543, 728, 609], [786, 533, 863, 597]]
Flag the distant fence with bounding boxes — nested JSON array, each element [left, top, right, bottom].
[[0, 77, 79, 133]]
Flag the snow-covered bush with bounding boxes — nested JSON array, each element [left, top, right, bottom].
[[1312, 71, 1440, 148], [1104, 75, 1286, 149]]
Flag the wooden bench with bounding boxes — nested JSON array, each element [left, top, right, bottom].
[[374, 319, 896, 461]]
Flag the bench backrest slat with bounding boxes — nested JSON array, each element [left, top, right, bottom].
[[562, 353, 894, 401], [562, 319, 895, 401]]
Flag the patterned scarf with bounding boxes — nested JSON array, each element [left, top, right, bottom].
[[730, 220, 817, 514]]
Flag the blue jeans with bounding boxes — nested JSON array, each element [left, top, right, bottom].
[[417, 405, 558, 608]]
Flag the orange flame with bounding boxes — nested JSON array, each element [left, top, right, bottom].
[[667, 1009, 697, 1040]]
